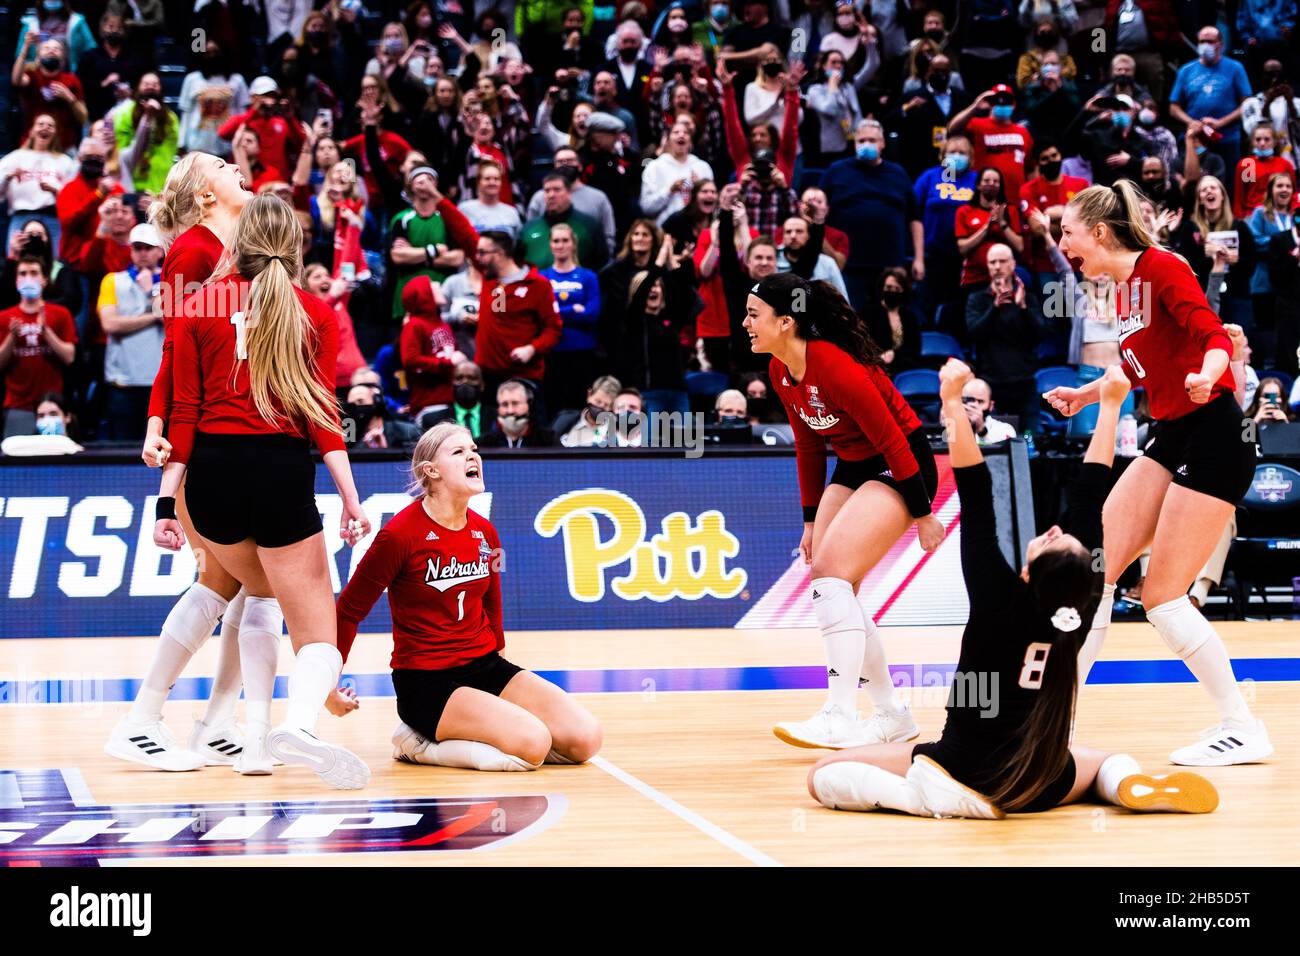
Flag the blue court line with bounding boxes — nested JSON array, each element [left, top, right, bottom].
[[1, 658, 1297, 704]]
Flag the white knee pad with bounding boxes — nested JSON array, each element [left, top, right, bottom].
[[161, 583, 229, 654], [811, 577, 861, 635], [1146, 595, 1213, 659], [239, 595, 284, 640]]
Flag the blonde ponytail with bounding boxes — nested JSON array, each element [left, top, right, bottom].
[[1067, 180, 1158, 252], [149, 152, 211, 247], [233, 194, 341, 437]]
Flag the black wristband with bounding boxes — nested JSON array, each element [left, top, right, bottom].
[[802, 505, 819, 523], [155, 496, 176, 521], [897, 473, 933, 521]]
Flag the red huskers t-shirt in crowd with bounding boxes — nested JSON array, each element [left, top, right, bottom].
[[1018, 174, 1089, 272], [335, 500, 505, 671], [955, 203, 1022, 286], [1117, 246, 1234, 421], [168, 276, 345, 464], [964, 116, 1034, 206], [769, 340, 929, 516], [0, 302, 77, 410]]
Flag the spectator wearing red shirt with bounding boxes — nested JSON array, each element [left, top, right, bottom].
[[11, 35, 87, 149], [230, 126, 286, 192], [955, 167, 1024, 289], [1019, 138, 1089, 284], [472, 231, 563, 418], [1233, 125, 1296, 220], [949, 86, 1034, 211], [56, 140, 125, 275], [341, 126, 411, 219], [217, 76, 306, 185], [400, 274, 467, 421], [0, 255, 77, 436], [152, 194, 371, 789], [302, 264, 367, 391]]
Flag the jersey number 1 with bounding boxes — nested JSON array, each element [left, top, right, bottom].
[[1122, 348, 1147, 379], [1018, 642, 1052, 690], [230, 311, 249, 360], [456, 590, 465, 622]]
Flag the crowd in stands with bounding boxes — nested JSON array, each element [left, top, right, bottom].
[[3, 0, 1300, 452]]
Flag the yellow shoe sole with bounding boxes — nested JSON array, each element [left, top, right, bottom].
[[1117, 772, 1219, 814], [772, 726, 838, 750]]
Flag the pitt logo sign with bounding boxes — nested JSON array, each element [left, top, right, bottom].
[[534, 489, 746, 602]]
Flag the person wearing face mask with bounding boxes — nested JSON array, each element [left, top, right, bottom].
[[1232, 124, 1296, 219], [0, 255, 77, 438], [893, 54, 972, 179], [13, 37, 88, 149], [423, 361, 488, 435], [600, 20, 654, 145], [1020, 139, 1088, 293], [1105, 1, 1183, 103], [822, 119, 925, 314], [341, 382, 420, 451], [948, 85, 1034, 208], [55, 141, 126, 283], [862, 266, 920, 373], [1068, 93, 1149, 189], [1022, 52, 1082, 144], [15, 0, 96, 73], [1014, 14, 1079, 90], [477, 379, 555, 447], [1139, 156, 1177, 213], [694, 0, 738, 62], [910, 135, 977, 321], [555, 375, 622, 446], [77, 12, 148, 121], [717, 0, 793, 93], [1170, 26, 1253, 172], [1093, 53, 1154, 108]]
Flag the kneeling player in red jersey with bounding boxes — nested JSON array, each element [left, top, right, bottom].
[[334, 423, 603, 770]]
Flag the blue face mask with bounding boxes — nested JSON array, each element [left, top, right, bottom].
[[857, 143, 879, 162], [1198, 42, 1217, 63], [1113, 112, 1131, 129], [943, 153, 969, 173], [37, 415, 65, 436], [16, 279, 42, 300], [1255, 147, 1275, 158], [42, 0, 63, 11], [711, 4, 729, 21], [992, 105, 1014, 122]]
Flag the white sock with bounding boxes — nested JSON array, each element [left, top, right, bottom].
[[1148, 596, 1251, 723], [426, 739, 540, 771], [201, 589, 245, 727], [811, 577, 868, 713], [284, 642, 341, 734], [128, 583, 228, 724], [238, 596, 282, 734], [859, 613, 903, 712], [1077, 582, 1115, 683], [1095, 753, 1142, 805]]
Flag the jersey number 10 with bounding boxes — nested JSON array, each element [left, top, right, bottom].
[[1122, 348, 1147, 379]]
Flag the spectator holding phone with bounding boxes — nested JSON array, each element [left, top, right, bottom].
[[78, 12, 147, 123], [115, 74, 180, 196], [218, 76, 306, 182], [12, 36, 88, 149], [15, 1, 96, 72], [1248, 376, 1295, 424]]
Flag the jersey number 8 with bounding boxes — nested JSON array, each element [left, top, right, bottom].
[[1018, 642, 1052, 690]]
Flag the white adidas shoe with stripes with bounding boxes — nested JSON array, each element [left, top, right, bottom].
[[267, 725, 371, 789], [189, 718, 245, 766], [105, 717, 206, 772], [1169, 718, 1273, 767]]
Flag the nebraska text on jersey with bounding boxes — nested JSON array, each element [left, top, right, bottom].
[[796, 406, 842, 430], [425, 555, 492, 591]]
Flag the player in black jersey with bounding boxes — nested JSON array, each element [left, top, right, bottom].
[[807, 360, 1219, 817]]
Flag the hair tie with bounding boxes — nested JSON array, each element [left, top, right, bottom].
[[1051, 607, 1082, 633]]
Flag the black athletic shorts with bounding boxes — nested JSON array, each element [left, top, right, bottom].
[[831, 428, 938, 500], [392, 653, 526, 741], [910, 741, 1077, 815], [184, 432, 324, 548], [1143, 391, 1257, 505]]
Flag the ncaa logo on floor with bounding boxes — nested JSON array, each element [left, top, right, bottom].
[[0, 769, 563, 866]]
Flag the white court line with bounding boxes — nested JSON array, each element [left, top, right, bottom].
[[591, 755, 782, 867]]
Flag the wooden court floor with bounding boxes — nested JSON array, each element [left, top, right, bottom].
[[0, 622, 1295, 866]]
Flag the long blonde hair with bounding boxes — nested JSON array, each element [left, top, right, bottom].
[[148, 152, 211, 245], [233, 194, 341, 436], [1191, 175, 1233, 236], [407, 422, 473, 496], [317, 161, 362, 233], [1066, 180, 1158, 252]]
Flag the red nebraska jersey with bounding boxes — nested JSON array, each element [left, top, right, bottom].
[[169, 275, 344, 464], [965, 116, 1033, 203], [0, 303, 77, 410], [1116, 247, 1234, 421], [335, 500, 504, 670], [150, 224, 224, 421], [955, 203, 1022, 286], [1018, 174, 1089, 272], [770, 341, 925, 510]]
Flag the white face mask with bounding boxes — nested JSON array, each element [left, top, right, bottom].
[[37, 415, 65, 436]]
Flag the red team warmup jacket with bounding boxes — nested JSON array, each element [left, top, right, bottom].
[[150, 224, 225, 422], [771, 341, 930, 519], [336, 501, 505, 670], [168, 275, 345, 464], [400, 274, 459, 410], [1117, 247, 1234, 421]]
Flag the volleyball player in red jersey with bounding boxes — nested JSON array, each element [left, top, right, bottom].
[[1046, 180, 1272, 766], [745, 273, 944, 750], [333, 423, 603, 771], [105, 153, 259, 773], [153, 194, 374, 789]]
